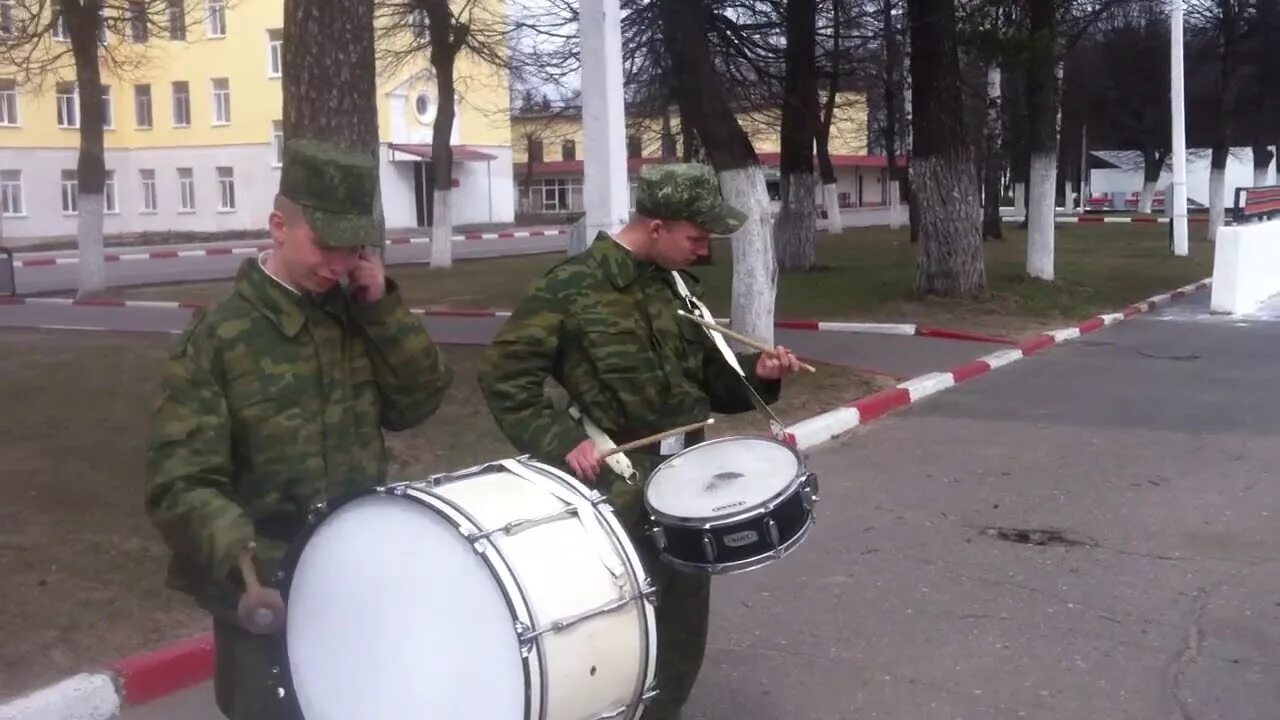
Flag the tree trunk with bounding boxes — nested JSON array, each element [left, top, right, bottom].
[[818, 0, 843, 234], [67, 0, 106, 298], [882, 0, 901, 214], [1252, 142, 1273, 186], [282, 0, 383, 235], [1025, 0, 1057, 281], [659, 0, 776, 345], [983, 63, 1004, 239], [907, 0, 985, 296], [426, 1, 460, 270], [775, 0, 818, 271], [1209, 0, 1238, 242], [1138, 148, 1166, 214]]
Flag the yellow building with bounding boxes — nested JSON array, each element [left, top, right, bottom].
[[0, 0, 514, 243], [508, 93, 893, 222]]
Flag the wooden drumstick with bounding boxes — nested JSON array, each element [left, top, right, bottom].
[[238, 543, 283, 633], [677, 311, 817, 373], [599, 419, 715, 458]]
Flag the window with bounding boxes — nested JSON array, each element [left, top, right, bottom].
[[56, 82, 77, 127], [167, 0, 185, 40], [413, 91, 431, 123], [0, 0, 14, 37], [101, 85, 113, 129], [661, 132, 678, 159], [52, 1, 68, 41], [61, 169, 78, 214], [206, 0, 225, 37], [0, 79, 17, 125], [267, 29, 282, 77], [172, 81, 190, 126], [272, 120, 283, 165], [104, 170, 117, 213], [527, 139, 544, 163], [217, 166, 235, 210], [140, 169, 157, 211], [524, 178, 583, 214], [626, 135, 642, 159], [128, 1, 147, 42], [562, 140, 576, 162], [177, 167, 194, 211], [211, 78, 230, 124], [411, 9, 427, 40], [0, 170, 22, 216], [134, 84, 151, 128]]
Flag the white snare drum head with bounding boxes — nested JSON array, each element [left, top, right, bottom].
[[645, 437, 801, 522], [285, 493, 526, 720]]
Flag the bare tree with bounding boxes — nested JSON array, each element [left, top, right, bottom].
[[0, 0, 210, 297], [375, 0, 507, 268], [774, 0, 819, 271]]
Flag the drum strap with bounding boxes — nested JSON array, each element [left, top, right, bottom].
[[567, 403, 638, 482], [670, 271, 794, 444]]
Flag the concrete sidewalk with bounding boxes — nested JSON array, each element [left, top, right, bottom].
[[110, 291, 1280, 719]]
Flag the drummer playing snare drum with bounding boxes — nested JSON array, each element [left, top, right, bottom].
[[478, 162, 803, 719]]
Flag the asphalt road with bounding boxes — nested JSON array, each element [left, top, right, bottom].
[[113, 290, 1280, 719]]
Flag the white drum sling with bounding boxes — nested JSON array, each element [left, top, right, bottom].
[[274, 457, 658, 720]]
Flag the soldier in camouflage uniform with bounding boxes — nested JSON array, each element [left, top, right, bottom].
[[144, 138, 454, 720], [478, 163, 802, 719]]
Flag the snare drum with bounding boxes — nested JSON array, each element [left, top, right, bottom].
[[643, 435, 819, 575], [274, 457, 658, 720]]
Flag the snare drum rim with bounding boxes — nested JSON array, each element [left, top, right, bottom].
[[643, 435, 808, 529], [660, 510, 817, 576], [272, 482, 541, 720]]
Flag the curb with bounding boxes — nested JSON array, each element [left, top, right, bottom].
[[0, 276, 1214, 717], [788, 277, 1213, 448], [2, 297, 1013, 344], [1002, 215, 1208, 224], [11, 229, 569, 268]]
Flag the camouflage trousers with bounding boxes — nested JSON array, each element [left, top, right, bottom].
[[212, 620, 297, 720]]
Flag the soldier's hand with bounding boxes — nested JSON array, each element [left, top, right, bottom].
[[238, 586, 287, 635], [348, 250, 387, 304], [756, 345, 802, 380], [566, 439, 604, 484]]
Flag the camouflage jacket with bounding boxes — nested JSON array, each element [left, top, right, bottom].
[[478, 233, 780, 490], [144, 258, 452, 613]]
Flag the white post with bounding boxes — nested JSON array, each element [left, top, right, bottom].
[[579, 0, 630, 249], [1170, 0, 1189, 256]]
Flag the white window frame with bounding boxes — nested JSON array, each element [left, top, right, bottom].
[[128, 0, 148, 42], [216, 166, 235, 211], [135, 84, 152, 128], [101, 85, 113, 129], [177, 167, 195, 212], [0, 79, 18, 126], [172, 81, 190, 127], [211, 78, 230, 125], [52, 2, 69, 41], [0, 170, 23, 216], [140, 169, 157, 212], [206, 0, 226, 37], [0, 0, 15, 38], [103, 169, 117, 213], [272, 120, 283, 166], [61, 170, 78, 214], [267, 29, 282, 77], [167, 0, 185, 40], [56, 83, 77, 128]]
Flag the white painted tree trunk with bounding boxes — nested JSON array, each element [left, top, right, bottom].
[[430, 189, 453, 269], [1026, 152, 1056, 280], [823, 182, 842, 233], [889, 181, 902, 229], [719, 165, 777, 348], [1014, 182, 1026, 216], [1064, 180, 1074, 214], [1255, 165, 1270, 187], [76, 193, 106, 298], [1139, 181, 1157, 214], [1208, 166, 1225, 242]]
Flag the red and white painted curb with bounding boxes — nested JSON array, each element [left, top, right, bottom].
[[789, 277, 1214, 449], [0, 276, 1214, 718], [10, 229, 569, 268], [1003, 215, 1209, 224]]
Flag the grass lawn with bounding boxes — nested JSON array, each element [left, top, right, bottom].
[[0, 329, 882, 698], [108, 224, 1214, 339]]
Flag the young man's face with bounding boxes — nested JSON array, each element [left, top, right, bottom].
[[648, 219, 712, 270], [268, 205, 362, 293]]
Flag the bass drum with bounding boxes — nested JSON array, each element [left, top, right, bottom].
[[274, 457, 658, 720]]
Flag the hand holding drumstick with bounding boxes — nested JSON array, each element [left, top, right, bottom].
[[237, 542, 287, 635], [677, 310, 815, 375], [565, 419, 715, 484]]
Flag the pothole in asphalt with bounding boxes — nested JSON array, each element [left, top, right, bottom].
[[981, 526, 1095, 548]]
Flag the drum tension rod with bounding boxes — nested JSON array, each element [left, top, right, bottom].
[[517, 585, 657, 647], [467, 501, 598, 542]]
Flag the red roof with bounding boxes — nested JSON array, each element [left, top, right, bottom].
[[515, 154, 906, 176], [389, 143, 498, 161]]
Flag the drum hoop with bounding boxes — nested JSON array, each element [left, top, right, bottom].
[[643, 435, 807, 528], [273, 483, 541, 719]]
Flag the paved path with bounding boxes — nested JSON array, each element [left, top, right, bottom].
[[10, 234, 567, 295], [114, 290, 1280, 719]]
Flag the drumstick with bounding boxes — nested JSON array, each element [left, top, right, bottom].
[[677, 311, 817, 373], [599, 419, 715, 458], [238, 543, 279, 631]]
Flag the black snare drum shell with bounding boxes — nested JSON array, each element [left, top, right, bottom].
[[654, 484, 812, 572]]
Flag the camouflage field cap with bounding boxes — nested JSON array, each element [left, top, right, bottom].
[[279, 138, 381, 248], [634, 163, 748, 235]]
